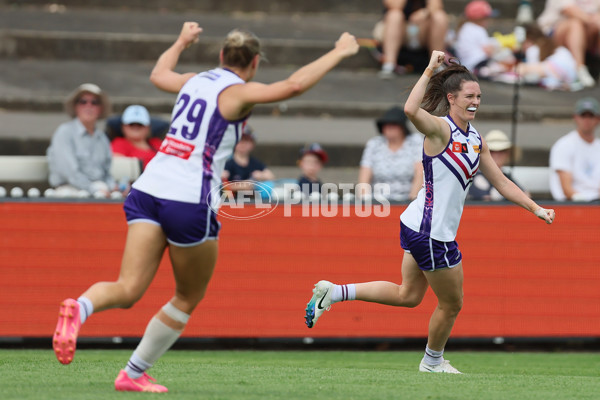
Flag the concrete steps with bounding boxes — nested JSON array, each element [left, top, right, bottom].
[[1, 0, 545, 16], [0, 58, 593, 120], [0, 0, 592, 189], [1, 3, 598, 120]]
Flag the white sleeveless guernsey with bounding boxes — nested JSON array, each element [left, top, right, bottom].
[[133, 68, 247, 208], [400, 116, 482, 242]]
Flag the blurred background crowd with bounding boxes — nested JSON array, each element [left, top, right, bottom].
[[0, 0, 599, 203]]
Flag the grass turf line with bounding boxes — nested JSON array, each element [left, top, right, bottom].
[[0, 349, 599, 399]]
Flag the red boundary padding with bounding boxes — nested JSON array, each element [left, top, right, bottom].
[[1, 202, 598, 338]]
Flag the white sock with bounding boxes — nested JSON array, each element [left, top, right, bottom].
[[125, 303, 190, 379], [77, 296, 93, 324], [331, 284, 356, 303], [125, 351, 152, 379], [381, 62, 395, 72], [423, 346, 444, 366]]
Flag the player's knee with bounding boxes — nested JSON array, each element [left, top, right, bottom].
[[174, 289, 207, 310], [118, 284, 145, 309], [442, 298, 463, 317], [404, 295, 424, 308], [404, 300, 420, 308]]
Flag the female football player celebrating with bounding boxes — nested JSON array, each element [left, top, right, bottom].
[[305, 50, 555, 374], [53, 22, 359, 392]]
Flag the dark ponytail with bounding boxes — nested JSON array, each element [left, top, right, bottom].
[[421, 60, 478, 116]]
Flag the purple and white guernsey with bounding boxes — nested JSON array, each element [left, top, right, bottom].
[[400, 115, 481, 242], [133, 68, 248, 208]]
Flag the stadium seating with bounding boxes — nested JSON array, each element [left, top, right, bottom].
[[0, 156, 142, 185]]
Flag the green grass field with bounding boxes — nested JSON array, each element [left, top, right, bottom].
[[0, 349, 598, 399]]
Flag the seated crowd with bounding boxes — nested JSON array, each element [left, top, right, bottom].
[[9, 2, 599, 202], [373, 0, 599, 90], [36, 82, 600, 203]]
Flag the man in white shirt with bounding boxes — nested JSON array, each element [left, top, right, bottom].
[[549, 97, 600, 201]]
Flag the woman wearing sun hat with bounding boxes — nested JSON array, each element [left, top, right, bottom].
[[358, 106, 424, 201], [46, 83, 117, 198], [468, 129, 527, 200]]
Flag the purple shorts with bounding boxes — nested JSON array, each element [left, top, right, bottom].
[[123, 188, 221, 247], [400, 222, 462, 271]]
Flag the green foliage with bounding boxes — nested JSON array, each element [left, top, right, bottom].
[[0, 350, 599, 400]]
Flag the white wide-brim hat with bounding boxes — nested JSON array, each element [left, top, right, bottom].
[[64, 83, 111, 119]]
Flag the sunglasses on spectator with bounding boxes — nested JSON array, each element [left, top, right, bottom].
[[76, 98, 101, 106], [125, 123, 145, 128]]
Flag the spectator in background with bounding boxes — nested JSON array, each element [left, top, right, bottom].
[[517, 23, 578, 91], [46, 83, 118, 198], [454, 0, 515, 80], [468, 130, 527, 201], [222, 124, 275, 193], [111, 105, 162, 170], [549, 97, 600, 201], [358, 106, 423, 202], [375, 0, 449, 79], [537, 0, 600, 88], [297, 143, 328, 196]]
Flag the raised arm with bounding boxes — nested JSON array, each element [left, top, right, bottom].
[[403, 51, 449, 148], [150, 22, 202, 93], [219, 32, 359, 119]]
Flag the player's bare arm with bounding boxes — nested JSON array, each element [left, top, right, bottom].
[[479, 143, 555, 224], [404, 50, 449, 153], [150, 22, 202, 93], [220, 32, 359, 120]]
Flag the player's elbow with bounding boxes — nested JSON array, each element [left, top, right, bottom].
[[149, 70, 164, 88], [285, 80, 304, 98], [404, 103, 418, 120]]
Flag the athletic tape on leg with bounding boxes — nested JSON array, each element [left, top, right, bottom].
[[162, 302, 190, 324]]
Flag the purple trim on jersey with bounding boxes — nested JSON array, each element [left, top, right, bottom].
[[460, 126, 481, 169], [419, 155, 434, 235], [447, 115, 469, 137], [439, 150, 473, 190], [400, 221, 462, 271], [202, 114, 228, 177], [200, 71, 249, 204], [460, 151, 478, 169], [438, 116, 481, 190]]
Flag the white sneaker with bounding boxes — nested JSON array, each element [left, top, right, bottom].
[[577, 65, 596, 88], [304, 280, 334, 328], [419, 359, 462, 374]]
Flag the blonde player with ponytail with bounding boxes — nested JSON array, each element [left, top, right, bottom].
[[52, 22, 359, 392]]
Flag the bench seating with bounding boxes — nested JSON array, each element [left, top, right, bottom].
[[0, 155, 142, 183], [0, 156, 552, 198]]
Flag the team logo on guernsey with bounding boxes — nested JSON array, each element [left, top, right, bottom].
[[452, 142, 469, 153], [442, 141, 480, 190]]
